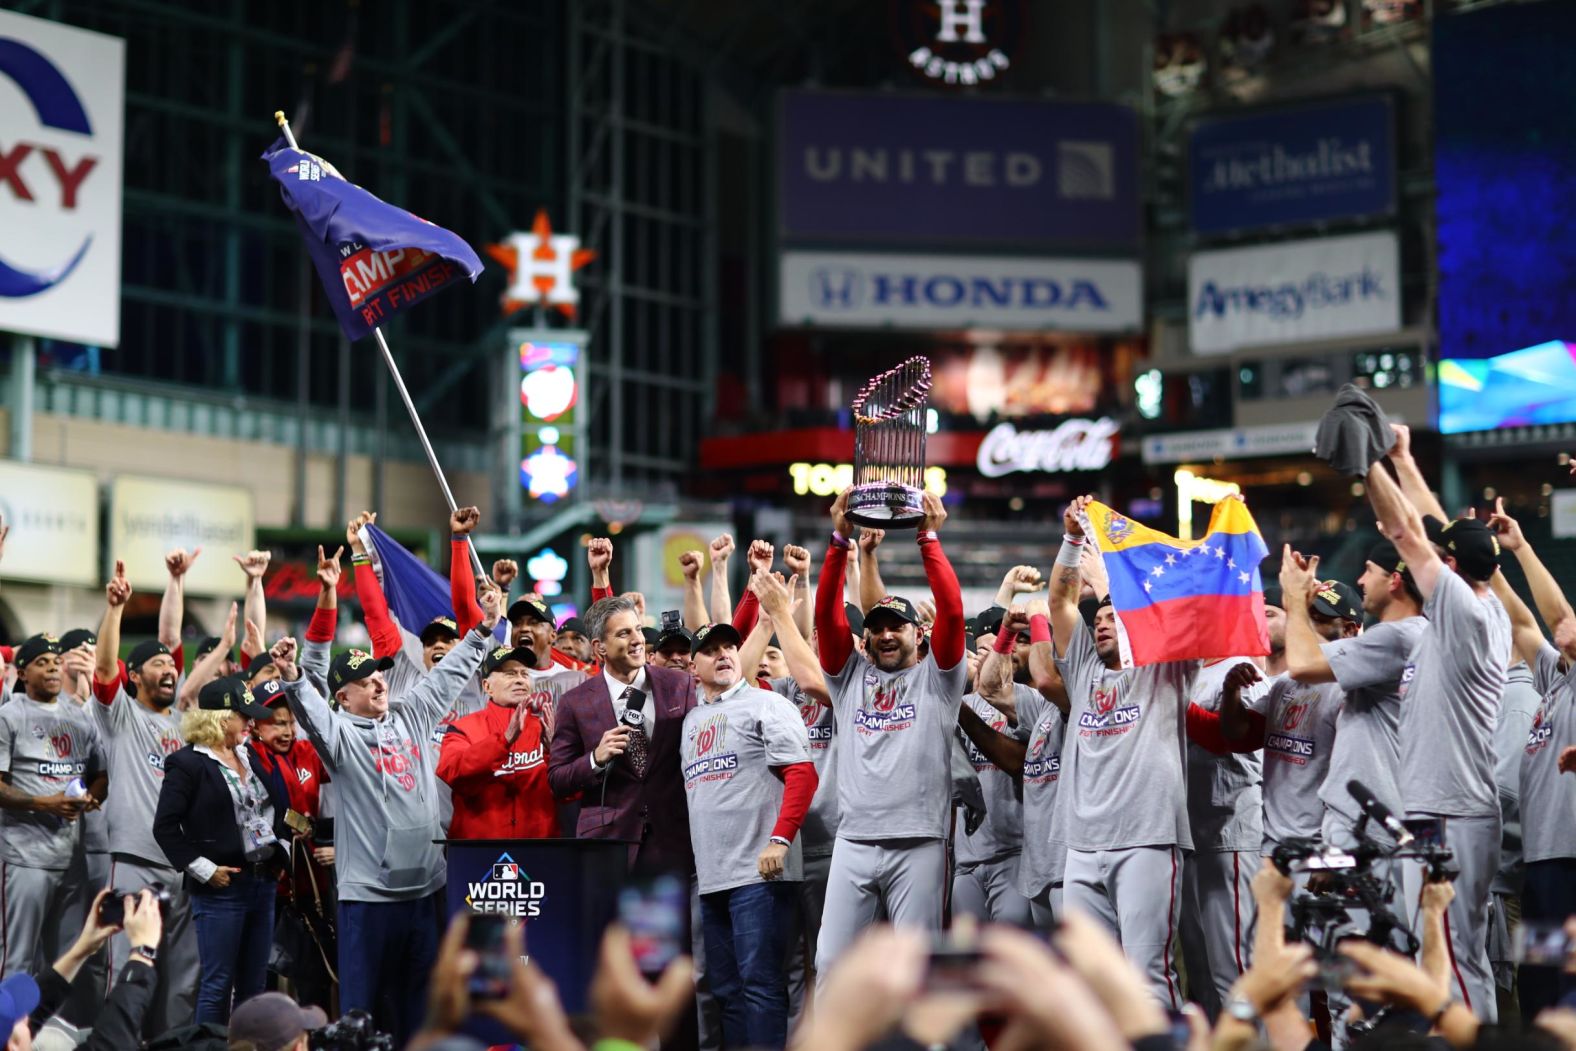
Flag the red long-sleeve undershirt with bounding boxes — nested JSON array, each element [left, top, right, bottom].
[[815, 543, 854, 675], [588, 583, 758, 634], [1184, 702, 1265, 755], [353, 560, 403, 659], [305, 606, 338, 644], [450, 539, 484, 636], [918, 536, 965, 669], [591, 585, 613, 604], [770, 761, 818, 841]]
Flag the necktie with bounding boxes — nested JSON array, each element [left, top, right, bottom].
[[622, 687, 651, 779]]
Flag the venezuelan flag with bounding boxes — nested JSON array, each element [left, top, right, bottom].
[[1082, 498, 1269, 667]]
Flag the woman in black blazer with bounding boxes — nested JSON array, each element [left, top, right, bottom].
[[153, 677, 287, 1024]]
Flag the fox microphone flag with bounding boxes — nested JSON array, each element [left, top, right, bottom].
[[261, 137, 483, 342], [1082, 497, 1270, 667]]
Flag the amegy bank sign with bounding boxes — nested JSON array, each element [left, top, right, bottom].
[[0, 9, 125, 347], [976, 418, 1118, 476]]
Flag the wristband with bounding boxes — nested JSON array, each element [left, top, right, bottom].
[[1029, 614, 1052, 645], [916, 530, 939, 543], [992, 627, 1017, 654], [451, 534, 469, 542], [769, 835, 791, 848], [830, 531, 852, 549], [351, 554, 372, 565], [1055, 537, 1085, 568]]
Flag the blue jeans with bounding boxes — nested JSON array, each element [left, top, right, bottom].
[[339, 890, 445, 1046], [190, 872, 275, 1024], [700, 881, 798, 1050]]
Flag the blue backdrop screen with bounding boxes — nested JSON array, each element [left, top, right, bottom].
[[1434, 1, 1576, 364]]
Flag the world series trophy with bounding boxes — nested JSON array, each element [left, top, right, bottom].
[[847, 356, 933, 528]]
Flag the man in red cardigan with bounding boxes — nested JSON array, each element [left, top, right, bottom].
[[437, 643, 559, 840]]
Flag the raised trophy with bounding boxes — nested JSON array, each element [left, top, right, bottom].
[[848, 356, 933, 529]]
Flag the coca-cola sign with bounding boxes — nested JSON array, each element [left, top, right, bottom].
[[976, 418, 1118, 476]]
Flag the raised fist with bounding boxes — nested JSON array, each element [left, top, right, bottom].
[[105, 560, 132, 608], [234, 550, 272, 581]]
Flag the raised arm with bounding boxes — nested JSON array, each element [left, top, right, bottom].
[[347, 511, 404, 659], [1279, 548, 1338, 684], [917, 492, 964, 670], [856, 528, 885, 614], [448, 506, 485, 634], [680, 550, 708, 631], [400, 580, 501, 730], [737, 593, 775, 686], [754, 570, 830, 706], [234, 550, 270, 660], [1019, 598, 1069, 716], [976, 608, 1024, 722], [993, 565, 1045, 610], [708, 533, 735, 623], [1387, 424, 1448, 523], [587, 536, 615, 603], [272, 638, 345, 766], [301, 545, 342, 696], [815, 490, 857, 677], [178, 603, 238, 711], [158, 547, 199, 653], [1489, 499, 1575, 640], [1048, 496, 1093, 658], [783, 545, 815, 639], [1365, 457, 1443, 599], [94, 560, 131, 690]]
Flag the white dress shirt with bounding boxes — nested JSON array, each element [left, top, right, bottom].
[[590, 665, 652, 771]]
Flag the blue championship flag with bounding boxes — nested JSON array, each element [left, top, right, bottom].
[[261, 138, 483, 341], [363, 524, 506, 642]]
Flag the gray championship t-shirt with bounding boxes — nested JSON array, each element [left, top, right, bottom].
[[1520, 644, 1576, 864], [826, 648, 966, 842], [1246, 675, 1341, 850], [1017, 691, 1067, 898], [0, 696, 102, 869], [1186, 657, 1266, 852], [89, 685, 185, 867], [770, 676, 839, 857], [1320, 616, 1426, 839], [1396, 570, 1510, 818], [682, 682, 813, 894], [955, 687, 1036, 867], [1054, 622, 1198, 852], [65, 694, 111, 855], [1493, 661, 1541, 892]]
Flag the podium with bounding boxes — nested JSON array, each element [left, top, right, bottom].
[[441, 837, 634, 1014]]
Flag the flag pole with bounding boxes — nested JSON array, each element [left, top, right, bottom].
[[274, 110, 488, 583]]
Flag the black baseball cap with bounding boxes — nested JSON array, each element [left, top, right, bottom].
[[1261, 584, 1284, 610], [126, 640, 172, 672], [507, 594, 553, 625], [245, 656, 277, 682], [556, 616, 588, 637], [865, 596, 921, 628], [641, 627, 660, 648], [419, 617, 460, 646], [228, 991, 327, 1051], [14, 634, 61, 669], [1311, 580, 1363, 623], [198, 676, 274, 719], [251, 677, 289, 709], [1365, 540, 1423, 604], [691, 622, 743, 655], [971, 606, 1006, 637], [195, 636, 228, 660], [844, 603, 864, 636], [482, 644, 537, 675], [1423, 515, 1501, 581], [656, 626, 694, 653], [58, 628, 96, 651], [327, 649, 395, 692]]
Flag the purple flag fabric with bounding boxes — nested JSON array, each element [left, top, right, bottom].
[[364, 524, 504, 641], [261, 138, 483, 342]]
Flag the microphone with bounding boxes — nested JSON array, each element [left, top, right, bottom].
[[619, 689, 647, 732], [1347, 779, 1413, 845]]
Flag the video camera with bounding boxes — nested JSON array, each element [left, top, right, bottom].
[[310, 1009, 393, 1051], [1270, 779, 1457, 962]]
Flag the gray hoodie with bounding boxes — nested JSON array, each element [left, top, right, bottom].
[[285, 627, 490, 902]]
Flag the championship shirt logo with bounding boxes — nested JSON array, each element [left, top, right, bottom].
[[372, 738, 420, 792], [1078, 682, 1139, 736], [854, 679, 917, 735], [1265, 730, 1315, 765], [1279, 702, 1308, 731], [684, 712, 738, 785], [1022, 749, 1061, 784], [464, 851, 545, 917], [1525, 707, 1552, 756]]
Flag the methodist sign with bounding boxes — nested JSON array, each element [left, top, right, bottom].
[[780, 251, 1143, 333], [1187, 231, 1401, 355], [0, 10, 124, 347]]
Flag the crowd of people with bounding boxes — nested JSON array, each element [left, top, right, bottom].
[[0, 421, 1574, 1051]]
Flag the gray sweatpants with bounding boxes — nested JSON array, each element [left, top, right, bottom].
[[106, 856, 198, 1039], [1401, 813, 1500, 1023], [1027, 884, 1060, 931], [1065, 846, 1183, 1009], [815, 837, 945, 984], [1, 858, 89, 978], [787, 851, 832, 1028], [953, 853, 1031, 928], [60, 851, 114, 1027], [1180, 849, 1257, 1018]]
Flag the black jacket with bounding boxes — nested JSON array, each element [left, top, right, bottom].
[[31, 961, 157, 1051], [153, 744, 290, 889]]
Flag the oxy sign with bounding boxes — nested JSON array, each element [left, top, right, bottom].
[[976, 419, 1118, 477], [0, 10, 123, 346]]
